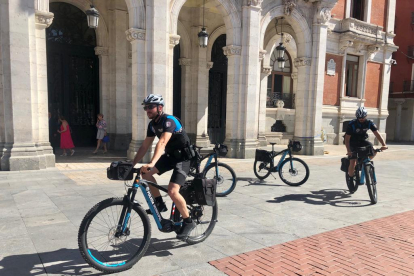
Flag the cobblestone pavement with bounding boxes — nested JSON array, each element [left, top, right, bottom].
[[0, 143, 413, 276]]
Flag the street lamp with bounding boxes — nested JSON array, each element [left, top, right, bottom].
[[275, 17, 286, 69], [198, 0, 208, 47], [86, 4, 99, 29]]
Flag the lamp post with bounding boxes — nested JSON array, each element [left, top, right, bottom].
[[86, 4, 99, 29], [198, 0, 208, 47]]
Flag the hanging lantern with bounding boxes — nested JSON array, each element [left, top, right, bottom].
[[86, 5, 99, 29], [277, 57, 286, 69], [198, 27, 209, 48], [276, 42, 286, 59]]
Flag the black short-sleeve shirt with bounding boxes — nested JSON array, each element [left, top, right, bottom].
[[345, 119, 378, 142], [147, 113, 190, 151]]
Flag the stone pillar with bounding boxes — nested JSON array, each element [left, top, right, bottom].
[[169, 35, 180, 115], [179, 58, 193, 139], [258, 66, 271, 146], [224, 1, 261, 158], [0, 0, 55, 170], [394, 99, 405, 142], [293, 4, 332, 156], [94, 46, 110, 129]]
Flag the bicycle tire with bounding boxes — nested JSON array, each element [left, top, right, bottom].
[[278, 158, 309, 186], [203, 163, 237, 196], [253, 160, 272, 180], [78, 197, 151, 273], [365, 164, 377, 204], [345, 172, 358, 194]]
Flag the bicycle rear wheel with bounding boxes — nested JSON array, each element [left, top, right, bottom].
[[253, 160, 272, 180], [278, 158, 309, 186], [78, 198, 151, 273], [203, 163, 237, 196], [365, 164, 377, 204]]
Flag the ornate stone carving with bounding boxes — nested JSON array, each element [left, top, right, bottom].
[[261, 66, 272, 76], [169, 34, 180, 48], [283, 34, 293, 45], [317, 7, 332, 24], [222, 45, 242, 56], [367, 45, 381, 61], [179, 58, 191, 66], [125, 28, 146, 42], [339, 39, 353, 54], [247, 0, 263, 8], [291, 72, 298, 80], [94, 47, 109, 56], [35, 11, 54, 28], [283, 0, 296, 16], [294, 57, 311, 67], [207, 62, 214, 69], [259, 50, 267, 61], [341, 18, 383, 38], [353, 42, 365, 53]]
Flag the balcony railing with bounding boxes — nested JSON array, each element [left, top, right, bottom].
[[403, 80, 414, 92]]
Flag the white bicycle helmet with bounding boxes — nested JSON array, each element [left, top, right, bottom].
[[355, 106, 368, 118], [142, 94, 165, 106]]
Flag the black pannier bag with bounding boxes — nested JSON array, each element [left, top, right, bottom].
[[340, 157, 349, 172], [179, 180, 197, 205], [218, 144, 228, 157], [107, 161, 134, 180], [192, 177, 217, 206], [290, 140, 302, 152], [255, 149, 272, 163]]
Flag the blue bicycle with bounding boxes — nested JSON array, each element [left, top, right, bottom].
[[345, 146, 382, 204], [78, 166, 217, 273]]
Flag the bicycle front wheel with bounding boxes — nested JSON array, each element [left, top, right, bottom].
[[253, 160, 272, 180], [365, 164, 377, 204], [278, 158, 309, 186], [185, 200, 218, 245], [203, 163, 237, 196], [78, 198, 151, 273], [345, 172, 358, 194]]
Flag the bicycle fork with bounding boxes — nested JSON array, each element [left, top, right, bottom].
[[116, 184, 138, 236]]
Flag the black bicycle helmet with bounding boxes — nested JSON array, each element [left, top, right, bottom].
[[142, 94, 165, 106]]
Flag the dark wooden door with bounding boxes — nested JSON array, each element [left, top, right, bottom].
[[208, 34, 227, 144], [46, 2, 99, 147]]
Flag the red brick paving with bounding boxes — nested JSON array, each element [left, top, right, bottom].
[[210, 210, 414, 276]]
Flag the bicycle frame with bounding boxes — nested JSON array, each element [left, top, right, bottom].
[[357, 157, 377, 185], [270, 149, 291, 172]]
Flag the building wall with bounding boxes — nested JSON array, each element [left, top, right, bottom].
[[365, 62, 382, 108], [370, 0, 387, 27], [323, 54, 342, 106], [331, 0, 346, 20]]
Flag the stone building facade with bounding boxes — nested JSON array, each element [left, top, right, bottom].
[[0, 0, 397, 171]]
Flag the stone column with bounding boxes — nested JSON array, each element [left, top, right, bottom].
[[179, 58, 193, 139], [169, 35, 180, 115], [94, 46, 110, 129], [258, 66, 271, 146], [126, 28, 149, 161], [394, 99, 405, 142]]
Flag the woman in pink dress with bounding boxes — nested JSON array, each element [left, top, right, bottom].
[[57, 115, 75, 156]]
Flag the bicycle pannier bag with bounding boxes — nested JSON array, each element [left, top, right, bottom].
[[255, 149, 272, 163], [290, 140, 302, 152], [340, 157, 349, 172], [107, 161, 134, 180], [218, 144, 228, 157], [192, 177, 217, 206]]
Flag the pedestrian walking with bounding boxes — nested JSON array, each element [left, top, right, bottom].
[[93, 113, 107, 154], [57, 115, 75, 156]]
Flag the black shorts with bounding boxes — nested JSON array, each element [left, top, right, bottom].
[[349, 140, 373, 159], [154, 154, 190, 185]]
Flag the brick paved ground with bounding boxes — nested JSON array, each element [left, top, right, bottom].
[[210, 210, 414, 276]]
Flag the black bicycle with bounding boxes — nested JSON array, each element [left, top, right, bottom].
[[344, 146, 382, 204], [253, 140, 309, 186], [189, 143, 237, 197], [78, 166, 218, 273]]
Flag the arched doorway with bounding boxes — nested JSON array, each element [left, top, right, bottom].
[[208, 34, 227, 144], [46, 2, 99, 147], [267, 49, 293, 108]]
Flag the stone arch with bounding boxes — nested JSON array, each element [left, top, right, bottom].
[[207, 25, 226, 62], [260, 5, 311, 58], [170, 0, 241, 46], [49, 0, 108, 47], [124, 0, 145, 29], [177, 20, 191, 58], [264, 33, 297, 70]]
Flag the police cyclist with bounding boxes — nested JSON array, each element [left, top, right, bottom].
[[132, 94, 195, 240], [344, 107, 388, 185]]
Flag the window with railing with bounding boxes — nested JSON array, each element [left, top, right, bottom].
[[403, 80, 414, 92], [267, 50, 293, 108], [351, 0, 365, 21]]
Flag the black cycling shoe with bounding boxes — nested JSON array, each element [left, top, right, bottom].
[[176, 220, 196, 240], [146, 201, 168, 215]]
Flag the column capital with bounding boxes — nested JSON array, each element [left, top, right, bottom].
[[35, 11, 54, 29], [315, 5, 333, 25], [247, 0, 263, 8], [261, 66, 272, 76], [179, 58, 191, 66], [125, 28, 146, 42], [169, 34, 180, 48], [259, 50, 267, 61], [207, 62, 214, 69], [94, 46, 109, 56], [223, 45, 242, 56], [283, 0, 297, 16], [294, 57, 312, 67], [339, 38, 353, 55], [291, 72, 298, 79]]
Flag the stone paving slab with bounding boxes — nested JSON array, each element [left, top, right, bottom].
[[0, 144, 413, 275], [210, 210, 414, 276]]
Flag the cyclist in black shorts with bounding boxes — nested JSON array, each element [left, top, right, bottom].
[[344, 107, 388, 185], [132, 94, 195, 240]]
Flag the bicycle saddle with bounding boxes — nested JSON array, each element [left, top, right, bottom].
[[269, 142, 277, 145]]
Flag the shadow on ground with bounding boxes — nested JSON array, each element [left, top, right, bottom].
[[267, 189, 372, 207], [238, 177, 284, 187]]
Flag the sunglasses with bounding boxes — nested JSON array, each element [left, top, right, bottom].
[[143, 104, 157, 111]]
